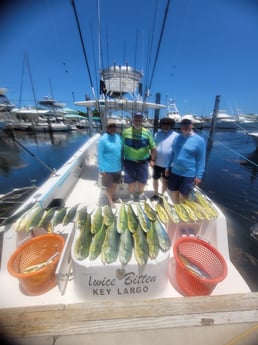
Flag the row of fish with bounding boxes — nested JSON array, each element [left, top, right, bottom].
[[14, 203, 79, 233], [13, 189, 218, 234], [74, 205, 171, 266]]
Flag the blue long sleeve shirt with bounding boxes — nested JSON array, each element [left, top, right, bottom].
[[97, 133, 122, 173], [168, 132, 206, 179]]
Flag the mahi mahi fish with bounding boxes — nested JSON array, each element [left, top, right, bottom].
[[136, 203, 151, 232], [101, 222, 120, 264], [127, 203, 138, 233], [102, 204, 114, 227], [118, 228, 133, 266], [116, 202, 128, 234], [89, 221, 106, 260], [153, 218, 171, 252], [91, 205, 103, 234], [74, 212, 92, 260], [132, 225, 149, 266], [146, 221, 160, 260]]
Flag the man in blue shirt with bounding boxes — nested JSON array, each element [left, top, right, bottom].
[[165, 116, 206, 203], [98, 119, 122, 207]]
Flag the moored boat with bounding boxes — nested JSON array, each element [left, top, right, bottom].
[[202, 110, 239, 129], [247, 131, 258, 150], [166, 99, 205, 129]]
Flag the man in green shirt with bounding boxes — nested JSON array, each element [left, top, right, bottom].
[[122, 112, 156, 200]]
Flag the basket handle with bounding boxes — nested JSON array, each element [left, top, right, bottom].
[[197, 235, 211, 244]]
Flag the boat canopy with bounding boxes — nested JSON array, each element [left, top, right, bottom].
[[75, 99, 165, 112]]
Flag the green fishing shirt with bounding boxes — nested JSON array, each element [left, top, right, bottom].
[[122, 126, 156, 161]]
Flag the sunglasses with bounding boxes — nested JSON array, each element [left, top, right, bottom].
[[162, 122, 170, 125], [108, 124, 117, 128]]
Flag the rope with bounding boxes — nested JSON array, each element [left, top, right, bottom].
[[223, 323, 258, 345], [199, 130, 258, 168], [0, 127, 57, 175]]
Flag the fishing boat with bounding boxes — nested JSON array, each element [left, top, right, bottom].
[[202, 110, 239, 129], [0, 127, 258, 344], [0, 66, 258, 344], [166, 99, 204, 129], [1, 0, 257, 342], [0, 88, 16, 132], [247, 131, 258, 150]]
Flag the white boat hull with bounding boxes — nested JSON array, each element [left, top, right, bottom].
[[248, 132, 258, 150], [0, 133, 257, 345]]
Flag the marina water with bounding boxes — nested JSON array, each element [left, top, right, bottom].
[[0, 128, 257, 291]]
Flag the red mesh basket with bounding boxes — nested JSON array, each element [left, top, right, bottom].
[[173, 237, 227, 296], [7, 234, 65, 296]]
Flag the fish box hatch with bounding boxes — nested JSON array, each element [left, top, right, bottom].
[[171, 237, 227, 296]]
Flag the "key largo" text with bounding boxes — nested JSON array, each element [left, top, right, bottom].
[[88, 271, 157, 296]]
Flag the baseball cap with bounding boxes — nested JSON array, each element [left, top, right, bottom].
[[181, 115, 193, 125]]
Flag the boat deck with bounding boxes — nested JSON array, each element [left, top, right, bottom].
[[0, 135, 257, 345], [0, 156, 251, 310]]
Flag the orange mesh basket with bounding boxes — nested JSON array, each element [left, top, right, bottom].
[[7, 234, 65, 296], [173, 237, 227, 296]]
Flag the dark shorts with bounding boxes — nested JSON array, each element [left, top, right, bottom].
[[123, 159, 149, 184], [168, 172, 194, 196], [152, 165, 168, 180], [102, 172, 121, 188]]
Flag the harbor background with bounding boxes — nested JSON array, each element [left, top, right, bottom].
[[0, 128, 257, 291]]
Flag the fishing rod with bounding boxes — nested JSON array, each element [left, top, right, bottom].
[[71, 0, 96, 99], [0, 126, 57, 175], [145, 0, 171, 101]]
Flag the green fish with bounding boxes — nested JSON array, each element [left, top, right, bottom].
[[174, 204, 189, 222], [63, 204, 79, 226], [77, 205, 88, 229], [118, 228, 133, 266], [146, 222, 160, 260], [180, 203, 198, 222], [162, 196, 180, 223], [184, 200, 210, 220], [116, 203, 128, 234], [52, 207, 67, 227], [15, 206, 37, 232], [143, 200, 157, 221], [101, 222, 120, 264], [155, 202, 170, 224], [153, 219, 171, 252], [127, 203, 138, 233], [194, 189, 218, 218], [74, 212, 92, 260], [102, 204, 114, 227], [132, 225, 149, 266], [136, 203, 151, 233], [38, 207, 56, 229], [91, 206, 103, 234], [25, 206, 45, 232], [89, 221, 106, 260]]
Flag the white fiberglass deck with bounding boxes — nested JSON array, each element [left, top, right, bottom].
[[0, 156, 250, 310]]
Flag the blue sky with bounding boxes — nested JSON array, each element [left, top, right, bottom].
[[1, 0, 258, 117]]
